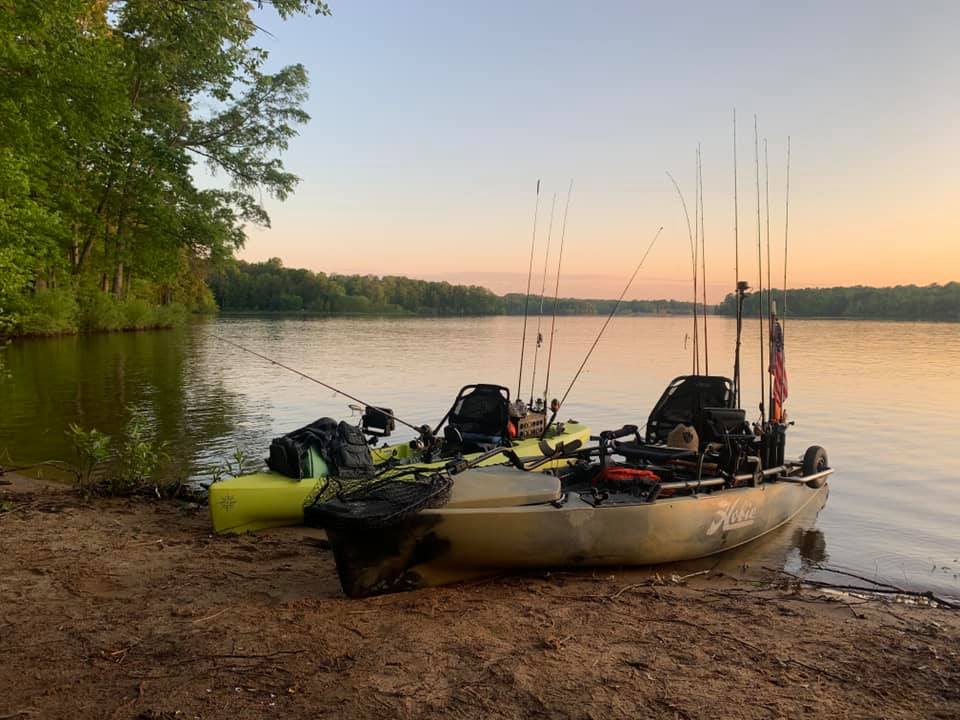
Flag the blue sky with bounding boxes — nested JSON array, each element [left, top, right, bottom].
[[235, 1, 959, 300]]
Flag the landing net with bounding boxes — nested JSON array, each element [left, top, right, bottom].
[[303, 468, 453, 531]]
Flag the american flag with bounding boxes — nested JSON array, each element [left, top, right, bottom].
[[769, 316, 788, 422]]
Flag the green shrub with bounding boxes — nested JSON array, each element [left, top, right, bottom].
[[112, 408, 169, 495], [65, 423, 111, 495], [121, 297, 154, 329], [77, 286, 124, 331], [153, 302, 188, 327], [7, 279, 194, 337], [18, 288, 78, 335]]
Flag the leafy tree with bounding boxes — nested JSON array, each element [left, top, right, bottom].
[[0, 0, 329, 335]]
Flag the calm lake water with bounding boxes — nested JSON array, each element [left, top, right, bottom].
[[3, 315, 958, 596]]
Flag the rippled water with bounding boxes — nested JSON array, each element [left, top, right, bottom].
[[2, 315, 958, 595]]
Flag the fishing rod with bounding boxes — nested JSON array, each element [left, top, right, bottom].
[[732, 109, 742, 406], [694, 153, 700, 374], [764, 138, 774, 420], [542, 179, 573, 411], [764, 138, 773, 345], [783, 136, 791, 344], [698, 144, 709, 374], [516, 180, 541, 401], [551, 225, 664, 418], [213, 335, 427, 436], [754, 115, 766, 424], [666, 171, 699, 374], [529, 192, 557, 406]]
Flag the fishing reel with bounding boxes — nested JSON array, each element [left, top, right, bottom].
[[409, 425, 441, 456]]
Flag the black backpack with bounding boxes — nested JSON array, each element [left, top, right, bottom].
[[328, 421, 375, 479], [266, 417, 374, 480]]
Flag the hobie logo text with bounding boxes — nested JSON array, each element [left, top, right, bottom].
[[706, 499, 758, 536]]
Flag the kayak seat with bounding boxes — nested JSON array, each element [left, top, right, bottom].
[[448, 385, 510, 435], [444, 466, 562, 508], [645, 375, 735, 449], [443, 384, 512, 452]]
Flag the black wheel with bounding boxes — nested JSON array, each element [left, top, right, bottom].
[[802, 446, 829, 487]]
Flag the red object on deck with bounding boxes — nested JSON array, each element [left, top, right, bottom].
[[591, 467, 660, 486]]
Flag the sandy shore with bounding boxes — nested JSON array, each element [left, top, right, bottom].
[[2, 473, 958, 720]]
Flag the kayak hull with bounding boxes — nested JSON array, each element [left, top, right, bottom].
[[325, 475, 830, 597], [208, 422, 590, 534]]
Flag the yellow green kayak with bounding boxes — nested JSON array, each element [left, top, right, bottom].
[[209, 421, 590, 534]]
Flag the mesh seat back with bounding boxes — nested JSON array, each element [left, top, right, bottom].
[[448, 385, 510, 438], [645, 375, 735, 447]]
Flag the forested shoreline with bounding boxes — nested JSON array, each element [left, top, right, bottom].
[[716, 284, 960, 322], [0, 1, 329, 338], [209, 259, 698, 316], [212, 259, 959, 321]]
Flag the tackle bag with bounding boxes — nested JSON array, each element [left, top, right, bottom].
[[266, 418, 374, 480]]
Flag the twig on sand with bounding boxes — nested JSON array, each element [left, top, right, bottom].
[[610, 583, 645, 600], [676, 569, 710, 582], [190, 608, 228, 624], [606, 570, 711, 600], [129, 538, 165, 547], [0, 711, 40, 719]]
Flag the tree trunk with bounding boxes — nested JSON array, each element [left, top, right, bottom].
[[112, 259, 124, 297]]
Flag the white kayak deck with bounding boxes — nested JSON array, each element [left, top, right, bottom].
[[445, 467, 562, 508]]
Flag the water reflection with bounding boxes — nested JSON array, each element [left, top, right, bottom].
[[0, 325, 267, 481], [2, 315, 959, 597], [795, 527, 829, 568]]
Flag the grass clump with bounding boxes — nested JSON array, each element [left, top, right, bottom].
[[64, 407, 172, 497]]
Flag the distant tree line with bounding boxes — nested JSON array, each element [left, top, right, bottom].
[[209, 259, 699, 316], [716, 284, 960, 322], [500, 294, 699, 316]]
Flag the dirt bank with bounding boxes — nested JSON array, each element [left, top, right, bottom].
[[2, 474, 958, 720]]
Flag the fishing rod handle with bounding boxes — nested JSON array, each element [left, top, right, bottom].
[[599, 424, 639, 441]]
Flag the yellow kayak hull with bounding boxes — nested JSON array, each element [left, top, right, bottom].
[[208, 422, 590, 534]]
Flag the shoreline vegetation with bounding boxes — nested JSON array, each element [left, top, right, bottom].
[[208, 259, 960, 322], [4, 255, 958, 338]]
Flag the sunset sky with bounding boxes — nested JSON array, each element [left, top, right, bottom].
[[236, 1, 959, 302]]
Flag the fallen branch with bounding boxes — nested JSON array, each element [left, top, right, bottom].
[[814, 564, 910, 593], [764, 567, 959, 611]]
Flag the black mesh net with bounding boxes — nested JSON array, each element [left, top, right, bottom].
[[303, 468, 453, 531]]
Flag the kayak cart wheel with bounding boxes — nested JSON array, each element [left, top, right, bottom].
[[802, 446, 829, 487]]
